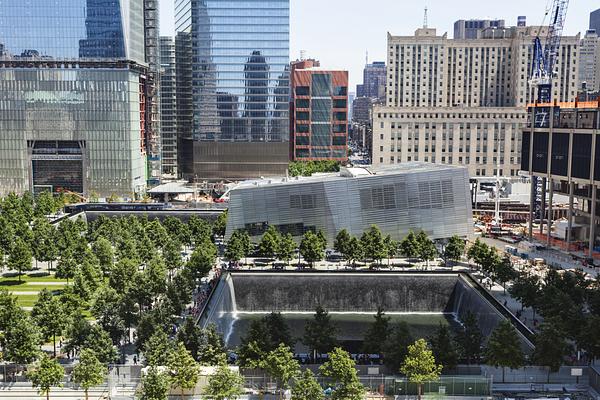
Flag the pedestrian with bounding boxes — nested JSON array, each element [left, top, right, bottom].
[[133, 355, 138, 365]]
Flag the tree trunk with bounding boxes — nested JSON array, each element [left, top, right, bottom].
[[85, 388, 89, 400], [53, 334, 56, 357], [417, 383, 422, 400], [46, 391, 49, 400], [502, 366, 506, 383]]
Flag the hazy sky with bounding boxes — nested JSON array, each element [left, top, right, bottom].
[[158, 0, 595, 89]]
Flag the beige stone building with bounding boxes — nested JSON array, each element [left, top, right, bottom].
[[373, 26, 580, 177]]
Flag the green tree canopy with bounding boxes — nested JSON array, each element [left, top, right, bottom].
[[362, 307, 391, 355], [144, 330, 175, 367], [292, 369, 324, 400], [258, 225, 281, 259], [383, 322, 414, 372], [277, 233, 296, 265], [416, 231, 437, 269], [485, 321, 525, 382], [203, 362, 245, 400], [212, 210, 228, 238], [299, 231, 325, 267], [168, 342, 200, 398], [400, 339, 443, 400], [27, 353, 64, 400], [72, 348, 107, 400], [32, 289, 67, 357], [261, 344, 300, 395], [303, 306, 338, 357], [360, 225, 386, 264], [319, 347, 364, 400], [8, 236, 32, 281], [3, 315, 41, 364], [533, 320, 571, 381], [198, 324, 227, 366], [430, 324, 459, 371], [400, 231, 420, 259], [455, 311, 483, 364], [444, 235, 465, 267], [137, 366, 170, 400]]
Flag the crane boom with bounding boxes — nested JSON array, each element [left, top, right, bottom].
[[531, 0, 570, 103]]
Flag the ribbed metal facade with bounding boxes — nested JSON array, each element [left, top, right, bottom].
[[225, 163, 473, 245]]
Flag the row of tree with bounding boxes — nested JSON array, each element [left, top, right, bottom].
[[226, 224, 468, 269]]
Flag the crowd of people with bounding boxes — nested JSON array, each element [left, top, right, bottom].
[[188, 267, 222, 319]]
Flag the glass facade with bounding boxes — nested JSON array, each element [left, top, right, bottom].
[[0, 0, 151, 196], [0, 0, 145, 63], [175, 0, 290, 180]]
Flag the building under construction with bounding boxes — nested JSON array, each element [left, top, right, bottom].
[[521, 100, 600, 257]]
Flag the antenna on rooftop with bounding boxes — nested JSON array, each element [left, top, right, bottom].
[[365, 50, 369, 66], [423, 6, 428, 28]]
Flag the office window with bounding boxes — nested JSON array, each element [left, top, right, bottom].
[[296, 86, 309, 96]]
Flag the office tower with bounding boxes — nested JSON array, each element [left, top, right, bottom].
[[0, 0, 159, 197], [160, 37, 178, 177], [591, 9, 600, 33], [348, 92, 356, 121], [357, 62, 386, 101], [175, 0, 290, 181], [373, 26, 580, 178], [453, 19, 505, 39], [289, 59, 348, 162], [579, 30, 600, 92], [517, 16, 527, 27]]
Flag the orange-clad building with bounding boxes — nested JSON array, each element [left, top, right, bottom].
[[290, 59, 349, 161]]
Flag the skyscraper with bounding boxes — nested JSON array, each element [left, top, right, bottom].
[[454, 19, 505, 39], [289, 59, 349, 162], [579, 30, 600, 92], [175, 0, 290, 181], [160, 37, 178, 176], [373, 26, 580, 178], [356, 62, 386, 101], [0, 0, 159, 197], [591, 8, 600, 33]]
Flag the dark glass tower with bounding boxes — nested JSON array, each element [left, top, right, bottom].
[[175, 0, 290, 181], [0, 0, 160, 196]]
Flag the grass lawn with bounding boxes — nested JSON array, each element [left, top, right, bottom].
[[0, 273, 68, 283], [13, 294, 40, 308]]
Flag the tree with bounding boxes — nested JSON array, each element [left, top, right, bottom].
[[400, 231, 420, 260], [177, 316, 202, 360], [430, 324, 458, 371], [0, 288, 23, 331], [168, 342, 200, 399], [92, 237, 114, 277], [334, 229, 351, 262], [383, 322, 414, 372], [533, 321, 571, 382], [319, 347, 364, 400], [278, 233, 296, 266], [400, 339, 443, 400], [261, 344, 300, 398], [198, 324, 227, 366], [225, 230, 246, 263], [455, 312, 483, 364], [35, 190, 58, 217], [259, 225, 280, 260], [82, 325, 119, 364], [495, 255, 517, 294], [299, 231, 324, 268], [485, 321, 525, 382], [32, 218, 58, 270], [362, 307, 391, 355], [264, 312, 294, 349], [444, 235, 465, 267], [292, 369, 324, 400], [91, 285, 126, 344], [360, 225, 386, 264], [3, 315, 41, 364], [72, 348, 107, 400], [137, 366, 170, 400], [237, 319, 272, 368], [467, 239, 488, 270], [346, 236, 363, 267], [8, 236, 32, 281], [416, 231, 437, 269], [383, 235, 398, 266], [480, 246, 501, 278], [188, 215, 212, 246], [144, 330, 175, 367], [303, 306, 338, 358], [27, 353, 64, 400], [163, 238, 183, 278], [55, 248, 77, 283], [187, 243, 216, 282], [146, 219, 169, 249], [213, 210, 228, 238], [32, 290, 67, 357], [509, 273, 540, 312], [203, 362, 245, 400]]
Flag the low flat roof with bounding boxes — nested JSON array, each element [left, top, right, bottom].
[[234, 162, 466, 190], [148, 181, 195, 194]]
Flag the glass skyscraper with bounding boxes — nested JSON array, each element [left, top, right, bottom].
[[0, 0, 159, 196], [175, 0, 290, 180]]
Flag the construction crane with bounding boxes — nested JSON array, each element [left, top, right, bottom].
[[528, 0, 570, 235], [530, 0, 570, 104]]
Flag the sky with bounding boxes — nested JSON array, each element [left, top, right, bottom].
[[158, 0, 595, 90]]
